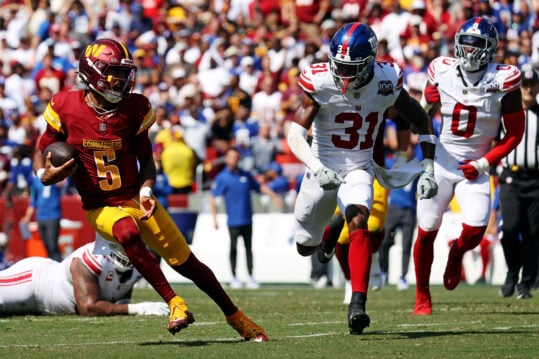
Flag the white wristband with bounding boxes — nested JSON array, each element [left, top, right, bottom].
[[471, 157, 490, 173], [139, 186, 153, 198], [306, 158, 323, 173], [36, 168, 45, 180], [418, 134, 436, 144]]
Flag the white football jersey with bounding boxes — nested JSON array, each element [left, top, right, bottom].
[[34, 243, 141, 314], [428, 56, 521, 160], [298, 61, 403, 173]]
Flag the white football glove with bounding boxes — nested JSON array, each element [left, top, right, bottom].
[[128, 302, 170, 316], [417, 159, 438, 199], [313, 167, 345, 190]]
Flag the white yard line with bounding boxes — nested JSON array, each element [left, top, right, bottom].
[[2, 320, 538, 349]]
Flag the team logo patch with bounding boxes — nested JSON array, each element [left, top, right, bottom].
[[377, 81, 394, 96], [485, 81, 500, 93]]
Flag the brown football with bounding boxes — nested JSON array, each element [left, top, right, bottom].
[[43, 142, 77, 167]]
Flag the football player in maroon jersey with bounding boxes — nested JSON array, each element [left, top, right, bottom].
[[32, 38, 267, 341]]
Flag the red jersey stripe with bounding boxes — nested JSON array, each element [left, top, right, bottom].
[[503, 70, 522, 91], [299, 73, 315, 93], [396, 72, 404, 90], [0, 270, 33, 286], [82, 250, 102, 276]]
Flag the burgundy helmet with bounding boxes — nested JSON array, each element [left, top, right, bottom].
[[78, 38, 136, 103]]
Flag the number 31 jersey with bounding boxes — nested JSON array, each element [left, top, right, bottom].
[[428, 56, 521, 160], [298, 61, 402, 174]]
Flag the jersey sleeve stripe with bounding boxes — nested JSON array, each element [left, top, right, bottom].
[[503, 73, 522, 91], [82, 249, 102, 276], [0, 269, 33, 286], [298, 72, 315, 93], [427, 62, 435, 82], [44, 103, 64, 134], [136, 105, 156, 135], [396, 72, 404, 90]]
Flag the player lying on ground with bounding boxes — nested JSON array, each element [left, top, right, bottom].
[[0, 239, 168, 316]]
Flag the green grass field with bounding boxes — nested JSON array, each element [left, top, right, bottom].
[[1, 283, 538, 359]]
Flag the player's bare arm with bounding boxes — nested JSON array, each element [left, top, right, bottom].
[[135, 134, 157, 220], [501, 88, 523, 113], [390, 90, 435, 160], [70, 258, 129, 316], [294, 92, 319, 129]]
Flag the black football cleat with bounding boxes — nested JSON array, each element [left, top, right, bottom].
[[499, 273, 517, 298], [348, 292, 370, 335]]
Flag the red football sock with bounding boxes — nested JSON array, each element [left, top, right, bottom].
[[456, 223, 487, 253], [348, 229, 372, 293], [413, 227, 438, 295], [335, 242, 350, 280], [173, 253, 237, 316], [479, 237, 491, 279], [112, 218, 176, 302]]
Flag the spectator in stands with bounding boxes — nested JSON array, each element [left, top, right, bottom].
[[2, 144, 33, 199], [262, 162, 289, 195], [34, 53, 66, 94], [0, 78, 18, 126], [160, 126, 197, 195], [251, 75, 282, 128], [250, 121, 282, 175], [223, 74, 252, 116], [294, 0, 331, 40], [238, 56, 260, 96]]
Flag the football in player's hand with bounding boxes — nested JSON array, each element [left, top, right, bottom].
[[43, 142, 77, 167]]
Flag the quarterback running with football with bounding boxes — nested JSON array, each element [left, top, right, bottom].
[[287, 22, 438, 335], [0, 239, 169, 316], [32, 39, 267, 341], [413, 17, 525, 315]]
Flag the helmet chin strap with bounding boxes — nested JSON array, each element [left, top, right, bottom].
[[341, 78, 349, 94]]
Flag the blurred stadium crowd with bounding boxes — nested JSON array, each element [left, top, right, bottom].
[[0, 0, 536, 265]]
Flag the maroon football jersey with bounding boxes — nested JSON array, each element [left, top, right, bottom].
[[39, 90, 155, 209]]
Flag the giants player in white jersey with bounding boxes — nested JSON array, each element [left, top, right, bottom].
[[0, 238, 169, 316], [413, 17, 525, 316], [287, 22, 438, 335]]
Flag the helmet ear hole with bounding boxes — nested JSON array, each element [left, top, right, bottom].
[[111, 250, 132, 273], [77, 72, 89, 87]]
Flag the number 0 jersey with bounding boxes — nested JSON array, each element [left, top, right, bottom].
[[428, 56, 521, 160], [39, 90, 155, 210], [299, 61, 403, 174]]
